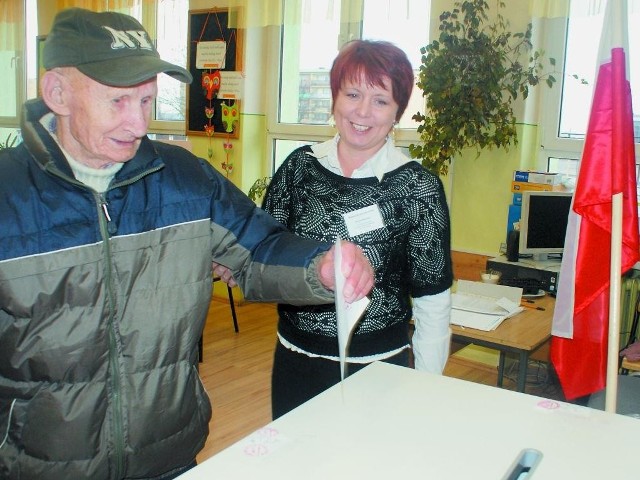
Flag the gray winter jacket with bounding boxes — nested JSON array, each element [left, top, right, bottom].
[[0, 99, 333, 479]]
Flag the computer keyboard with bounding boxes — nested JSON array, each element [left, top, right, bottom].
[[500, 277, 544, 296]]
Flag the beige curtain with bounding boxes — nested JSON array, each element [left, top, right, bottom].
[[0, 0, 21, 50], [528, 0, 570, 19], [225, 0, 351, 29], [55, 0, 153, 12], [528, 1, 635, 23], [226, 0, 283, 28], [1, 0, 20, 22]]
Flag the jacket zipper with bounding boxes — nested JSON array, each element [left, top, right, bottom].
[[96, 167, 162, 479], [97, 194, 125, 479]]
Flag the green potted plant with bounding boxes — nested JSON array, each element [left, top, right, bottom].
[[247, 176, 271, 204], [409, 0, 561, 176], [0, 132, 18, 151]]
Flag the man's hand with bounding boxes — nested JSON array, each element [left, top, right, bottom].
[[212, 262, 238, 288], [317, 242, 374, 303]]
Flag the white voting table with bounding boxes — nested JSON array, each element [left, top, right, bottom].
[[179, 362, 639, 479]]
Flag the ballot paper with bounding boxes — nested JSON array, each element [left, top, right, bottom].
[[450, 280, 524, 331], [334, 238, 370, 380]]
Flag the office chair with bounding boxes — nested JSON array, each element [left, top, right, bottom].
[[214, 276, 239, 333], [198, 277, 239, 362], [620, 294, 640, 375]]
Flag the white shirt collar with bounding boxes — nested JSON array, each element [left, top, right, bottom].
[[310, 134, 415, 181]]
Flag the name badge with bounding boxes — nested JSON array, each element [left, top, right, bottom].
[[343, 204, 385, 237]]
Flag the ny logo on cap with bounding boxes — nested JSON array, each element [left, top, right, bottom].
[[103, 26, 154, 51]]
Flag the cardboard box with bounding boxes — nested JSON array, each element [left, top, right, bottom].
[[513, 171, 562, 185], [510, 181, 563, 192], [506, 203, 521, 240], [512, 192, 522, 205]]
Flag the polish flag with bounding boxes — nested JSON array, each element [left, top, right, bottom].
[[550, 0, 639, 402]]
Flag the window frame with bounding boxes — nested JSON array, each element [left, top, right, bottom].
[[265, 0, 425, 173], [537, 6, 640, 173], [142, 0, 188, 135], [0, 1, 26, 130], [1, 2, 186, 139]]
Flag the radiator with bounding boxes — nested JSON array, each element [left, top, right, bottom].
[[620, 273, 640, 349]]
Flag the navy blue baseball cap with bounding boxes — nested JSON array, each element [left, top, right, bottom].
[[43, 8, 192, 86]]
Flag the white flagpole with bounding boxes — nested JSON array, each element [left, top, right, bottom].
[[604, 0, 629, 414], [605, 180, 624, 413]]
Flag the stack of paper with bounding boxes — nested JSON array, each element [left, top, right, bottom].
[[451, 280, 524, 331]]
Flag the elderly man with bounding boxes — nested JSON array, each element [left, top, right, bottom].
[[0, 8, 373, 480]]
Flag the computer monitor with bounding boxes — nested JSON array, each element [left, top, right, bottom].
[[518, 191, 573, 260]]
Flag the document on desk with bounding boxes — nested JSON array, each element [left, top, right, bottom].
[[334, 238, 370, 380], [451, 280, 524, 331]]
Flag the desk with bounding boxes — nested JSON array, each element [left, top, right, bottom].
[[451, 294, 555, 393], [179, 362, 639, 479]]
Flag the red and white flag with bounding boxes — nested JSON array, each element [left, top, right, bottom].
[[551, 0, 639, 401]]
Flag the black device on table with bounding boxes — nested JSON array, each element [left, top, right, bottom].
[[500, 276, 545, 296], [486, 257, 559, 296]]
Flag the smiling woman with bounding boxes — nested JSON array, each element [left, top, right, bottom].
[[262, 39, 453, 420], [329, 40, 411, 176]]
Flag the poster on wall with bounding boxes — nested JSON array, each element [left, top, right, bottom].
[[186, 8, 244, 139]]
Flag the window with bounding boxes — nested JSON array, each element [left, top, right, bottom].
[[0, 0, 31, 130], [0, 1, 187, 137], [540, 0, 640, 184], [268, 0, 431, 171], [559, 1, 640, 142], [124, 0, 189, 134]]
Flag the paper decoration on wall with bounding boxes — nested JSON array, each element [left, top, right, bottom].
[[220, 101, 237, 177], [187, 8, 242, 139], [221, 101, 239, 133], [201, 71, 221, 100], [204, 105, 215, 161], [222, 138, 233, 177], [195, 40, 227, 69], [218, 71, 244, 99], [201, 75, 237, 177], [188, 9, 240, 178]]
